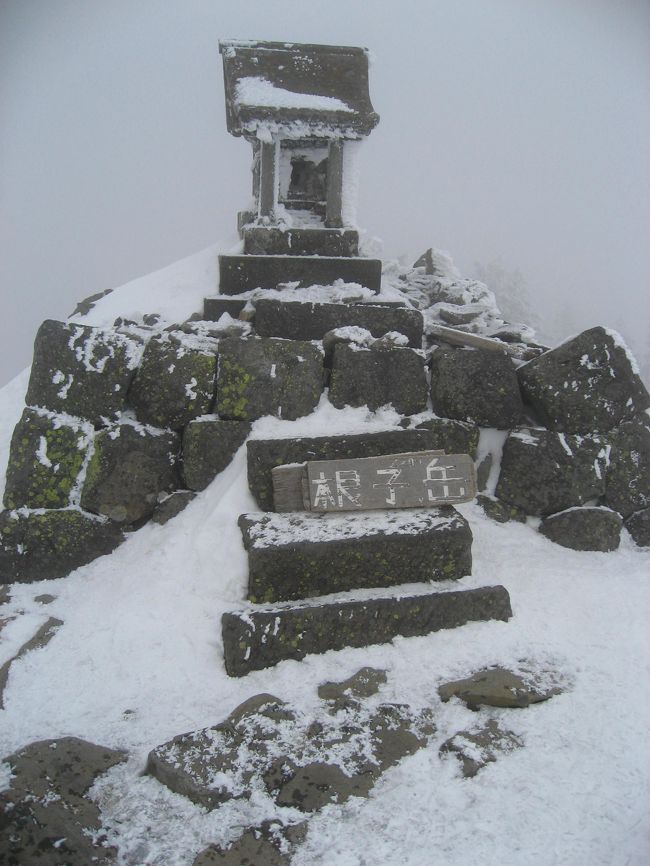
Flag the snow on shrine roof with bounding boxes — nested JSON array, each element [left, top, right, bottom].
[[219, 39, 380, 139]]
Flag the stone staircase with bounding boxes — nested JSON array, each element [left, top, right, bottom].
[[221, 431, 512, 677]]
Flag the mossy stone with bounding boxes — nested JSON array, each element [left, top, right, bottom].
[[0, 509, 124, 583], [128, 334, 216, 429], [216, 337, 323, 422], [3, 409, 90, 510]]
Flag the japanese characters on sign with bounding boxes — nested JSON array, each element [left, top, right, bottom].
[[302, 450, 476, 512]]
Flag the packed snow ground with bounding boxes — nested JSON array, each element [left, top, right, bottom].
[[0, 246, 649, 866]]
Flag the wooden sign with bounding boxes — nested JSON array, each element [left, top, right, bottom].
[[272, 450, 477, 513]]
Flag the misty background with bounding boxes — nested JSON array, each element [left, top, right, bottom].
[[1, 0, 649, 387]]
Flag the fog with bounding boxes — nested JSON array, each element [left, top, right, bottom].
[[2, 0, 649, 386]]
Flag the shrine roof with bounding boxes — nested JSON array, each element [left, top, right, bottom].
[[219, 39, 380, 139]]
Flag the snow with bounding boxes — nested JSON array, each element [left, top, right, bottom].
[[0, 249, 649, 866], [235, 76, 354, 114]]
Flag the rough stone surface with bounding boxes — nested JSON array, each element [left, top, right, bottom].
[[0, 617, 62, 709], [80, 423, 180, 523], [414, 418, 480, 458], [476, 494, 527, 524], [517, 326, 650, 433], [0, 509, 124, 584], [254, 299, 423, 347], [0, 736, 126, 866], [182, 418, 251, 491], [151, 490, 197, 525], [216, 337, 323, 422], [539, 506, 622, 551], [429, 346, 523, 429], [3, 408, 90, 510], [624, 508, 650, 547], [222, 585, 512, 676], [218, 253, 382, 294], [247, 428, 480, 510], [329, 343, 428, 415], [147, 693, 435, 813], [193, 822, 307, 866], [202, 297, 250, 321], [239, 508, 473, 603], [440, 720, 524, 778], [318, 667, 387, 703], [604, 415, 650, 517], [438, 666, 564, 710], [25, 319, 141, 424], [495, 427, 607, 515], [128, 334, 216, 429]]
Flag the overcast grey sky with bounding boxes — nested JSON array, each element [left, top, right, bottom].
[[2, 0, 649, 386]]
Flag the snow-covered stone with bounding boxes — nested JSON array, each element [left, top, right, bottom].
[[539, 506, 622, 551]]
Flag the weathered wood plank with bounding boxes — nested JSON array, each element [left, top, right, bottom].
[[271, 449, 476, 512]]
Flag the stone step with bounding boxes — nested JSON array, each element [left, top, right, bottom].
[[239, 507, 473, 603], [253, 298, 423, 346], [221, 584, 512, 676], [247, 425, 479, 511], [243, 227, 359, 257], [218, 254, 382, 295]]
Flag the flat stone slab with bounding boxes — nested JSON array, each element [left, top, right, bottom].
[[329, 343, 428, 415], [247, 428, 472, 511], [539, 506, 622, 551], [517, 326, 650, 434], [147, 691, 435, 811], [222, 585, 512, 676], [25, 319, 142, 424], [438, 666, 565, 710], [440, 720, 524, 778], [219, 254, 382, 294], [239, 508, 473, 602], [1, 736, 126, 866], [216, 337, 323, 422], [495, 427, 608, 516], [243, 226, 359, 256], [254, 299, 423, 347], [193, 821, 307, 866]]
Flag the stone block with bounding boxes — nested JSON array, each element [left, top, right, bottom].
[[239, 507, 472, 602], [25, 319, 142, 424], [202, 297, 249, 321], [151, 490, 197, 525], [604, 416, 650, 517], [128, 334, 216, 429], [254, 299, 423, 346], [495, 427, 607, 515], [247, 428, 461, 510], [329, 343, 428, 415], [430, 346, 523, 428], [414, 417, 480, 458], [476, 494, 527, 524], [438, 666, 564, 710], [80, 423, 180, 523], [0, 509, 124, 584], [243, 226, 359, 256], [182, 418, 251, 491], [216, 337, 323, 422], [517, 327, 650, 433], [218, 254, 382, 294], [539, 506, 622, 551], [3, 408, 90, 510], [221, 585, 513, 676], [624, 508, 650, 547]]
